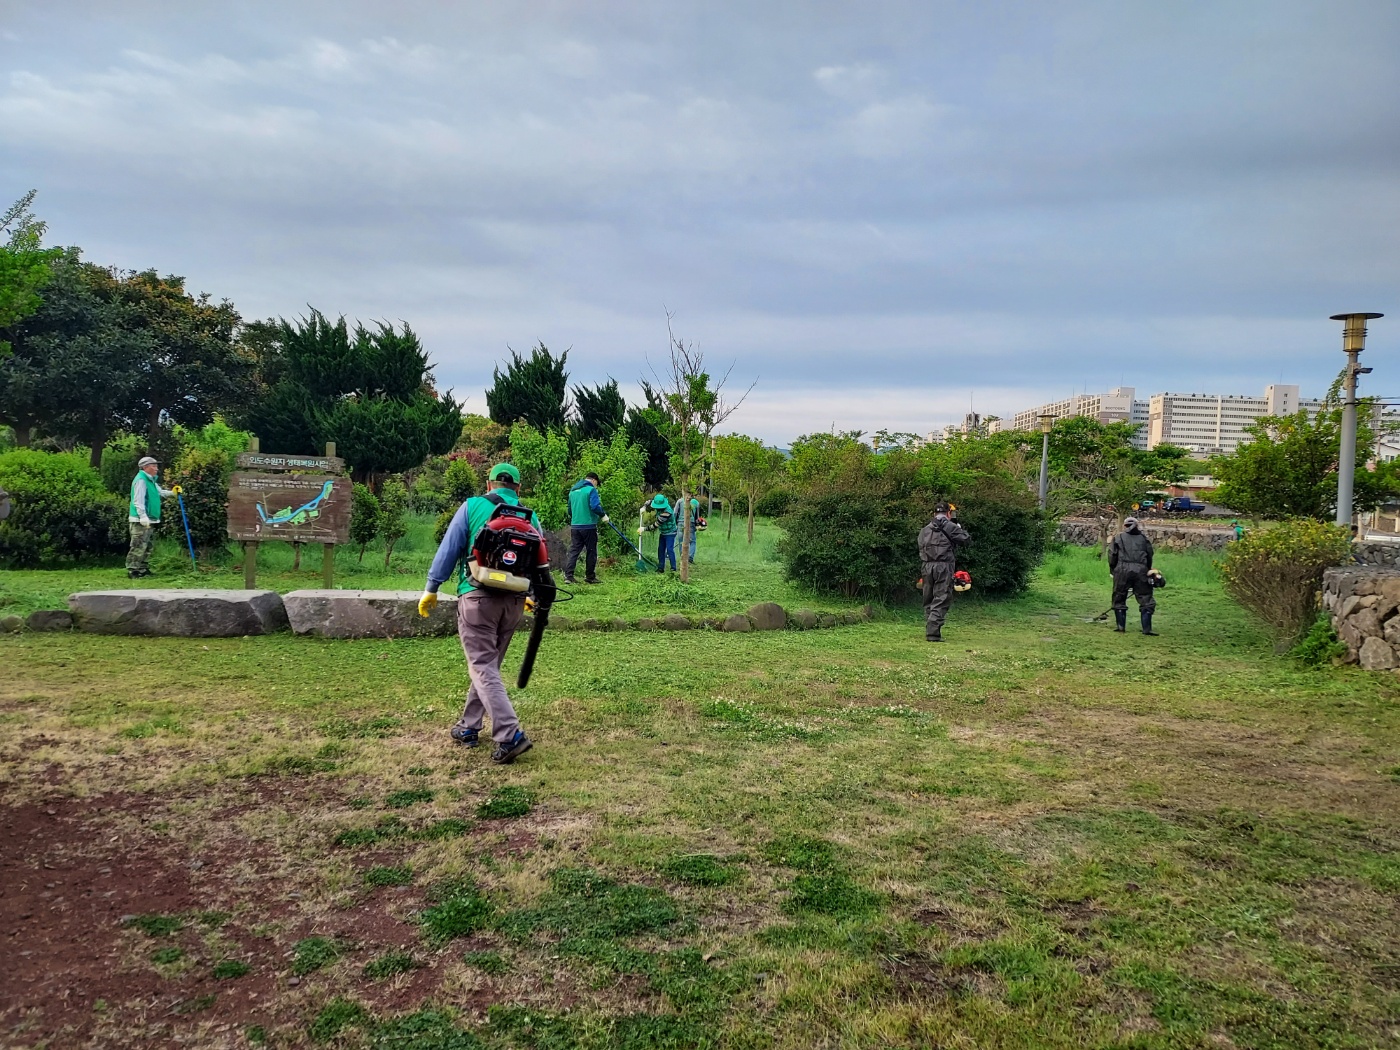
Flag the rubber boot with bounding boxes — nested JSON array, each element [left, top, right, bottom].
[[1113, 610, 1126, 632], [1141, 611, 1157, 636]]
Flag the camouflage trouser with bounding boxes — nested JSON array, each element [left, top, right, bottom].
[[127, 523, 155, 572]]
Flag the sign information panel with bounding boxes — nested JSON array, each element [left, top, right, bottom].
[[227, 473, 352, 544], [235, 452, 346, 474]]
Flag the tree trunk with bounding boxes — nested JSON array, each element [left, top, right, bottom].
[[679, 485, 691, 582], [726, 500, 734, 540], [747, 485, 756, 544], [147, 403, 163, 450], [293, 542, 303, 570], [89, 441, 103, 469], [13, 424, 31, 447]]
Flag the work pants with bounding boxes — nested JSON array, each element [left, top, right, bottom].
[[657, 534, 677, 571], [564, 526, 599, 581], [127, 522, 156, 572], [1111, 567, 1157, 614], [922, 562, 955, 637], [453, 590, 526, 745]]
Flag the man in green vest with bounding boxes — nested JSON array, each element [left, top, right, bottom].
[[127, 456, 173, 578], [417, 463, 556, 765], [563, 472, 609, 584]]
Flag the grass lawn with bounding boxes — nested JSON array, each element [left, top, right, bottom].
[[2, 537, 1399, 1049]]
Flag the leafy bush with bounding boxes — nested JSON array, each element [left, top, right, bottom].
[[1220, 518, 1352, 649], [755, 486, 795, 517], [778, 484, 920, 601], [953, 475, 1050, 598], [380, 476, 409, 568], [1289, 615, 1348, 668], [0, 449, 126, 566], [168, 446, 233, 556], [433, 506, 454, 544], [443, 456, 478, 503], [350, 483, 380, 562], [173, 418, 250, 459], [99, 435, 145, 495]]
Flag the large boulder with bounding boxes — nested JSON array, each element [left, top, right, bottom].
[[68, 590, 288, 637], [746, 602, 787, 631], [790, 609, 819, 630], [1359, 636, 1397, 671], [722, 614, 752, 632], [283, 590, 457, 639], [662, 613, 693, 631]]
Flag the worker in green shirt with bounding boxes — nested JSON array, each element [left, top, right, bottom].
[[639, 493, 678, 573], [563, 473, 608, 584], [127, 456, 173, 578]]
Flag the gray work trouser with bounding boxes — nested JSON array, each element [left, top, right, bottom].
[[922, 562, 955, 637], [453, 590, 527, 745]]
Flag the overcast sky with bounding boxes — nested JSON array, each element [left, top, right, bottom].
[[3, 1, 1397, 442]]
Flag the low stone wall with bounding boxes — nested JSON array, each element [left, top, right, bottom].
[[1322, 566, 1400, 669], [1351, 542, 1400, 568], [24, 592, 871, 638], [1056, 519, 1233, 552]]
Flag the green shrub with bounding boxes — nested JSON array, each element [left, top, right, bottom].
[[1288, 614, 1348, 668], [0, 449, 126, 566], [755, 486, 795, 517], [168, 446, 233, 556], [778, 485, 918, 601], [380, 476, 409, 568], [1220, 519, 1352, 649], [99, 435, 145, 495], [433, 507, 454, 544], [953, 475, 1050, 598], [444, 456, 478, 503], [350, 483, 380, 563]]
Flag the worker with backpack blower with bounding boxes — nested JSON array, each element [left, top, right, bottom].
[[563, 472, 609, 585], [639, 493, 679, 572], [918, 501, 970, 642], [417, 463, 556, 764]]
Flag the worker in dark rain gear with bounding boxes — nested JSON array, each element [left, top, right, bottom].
[[1110, 516, 1157, 635], [918, 501, 970, 641]]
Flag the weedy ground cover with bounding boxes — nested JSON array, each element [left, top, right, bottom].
[[2, 538, 1398, 1048]]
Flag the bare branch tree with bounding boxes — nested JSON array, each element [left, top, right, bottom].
[[649, 310, 754, 582]]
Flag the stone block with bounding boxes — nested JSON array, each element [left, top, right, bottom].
[[662, 613, 692, 631], [26, 609, 72, 632], [1384, 615, 1400, 646], [1340, 595, 1362, 619], [1359, 636, 1397, 671], [745, 602, 787, 631], [818, 613, 838, 628], [791, 609, 819, 630], [722, 614, 752, 632], [68, 590, 288, 637], [610, 617, 630, 631], [580, 618, 601, 631], [282, 590, 455, 639], [0, 614, 22, 633], [859, 604, 875, 621], [548, 615, 572, 631], [1350, 608, 1382, 639], [636, 617, 658, 631], [1358, 594, 1381, 609]]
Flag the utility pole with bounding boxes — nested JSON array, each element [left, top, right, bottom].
[[1038, 413, 1053, 511], [1331, 312, 1383, 528]]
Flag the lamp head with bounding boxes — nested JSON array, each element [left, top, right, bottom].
[[1039, 413, 1054, 434], [1330, 312, 1383, 353]]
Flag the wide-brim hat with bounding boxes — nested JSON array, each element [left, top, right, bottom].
[[650, 494, 669, 508]]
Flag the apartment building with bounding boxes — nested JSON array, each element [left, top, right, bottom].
[[999, 387, 1151, 449]]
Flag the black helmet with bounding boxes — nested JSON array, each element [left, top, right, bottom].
[[934, 501, 952, 514]]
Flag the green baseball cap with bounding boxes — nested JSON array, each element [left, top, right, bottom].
[[489, 463, 520, 483]]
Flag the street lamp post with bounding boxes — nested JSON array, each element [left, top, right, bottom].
[[1330, 312, 1383, 528], [1038, 413, 1054, 512], [707, 435, 716, 517]]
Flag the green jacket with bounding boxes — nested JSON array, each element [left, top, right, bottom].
[[568, 479, 604, 527], [129, 471, 165, 523]]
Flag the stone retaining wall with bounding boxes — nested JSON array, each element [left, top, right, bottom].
[[1322, 566, 1400, 670], [1351, 542, 1400, 568], [1056, 519, 1233, 552], [10, 592, 873, 638]]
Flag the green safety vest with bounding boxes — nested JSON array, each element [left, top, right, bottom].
[[129, 471, 161, 522], [568, 482, 602, 526]]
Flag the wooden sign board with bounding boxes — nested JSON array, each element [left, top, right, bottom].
[[227, 473, 352, 544], [235, 452, 346, 474]]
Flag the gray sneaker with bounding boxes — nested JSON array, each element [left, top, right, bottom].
[[491, 730, 533, 764]]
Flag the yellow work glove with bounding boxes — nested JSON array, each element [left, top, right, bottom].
[[417, 591, 438, 618], [600, 514, 610, 524], [171, 484, 183, 495]]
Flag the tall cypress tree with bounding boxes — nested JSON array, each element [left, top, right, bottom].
[[485, 343, 569, 432]]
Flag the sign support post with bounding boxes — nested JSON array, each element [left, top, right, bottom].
[[244, 436, 260, 589], [322, 442, 337, 588]]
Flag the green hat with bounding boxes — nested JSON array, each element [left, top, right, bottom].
[[489, 463, 520, 484], [651, 493, 669, 508]]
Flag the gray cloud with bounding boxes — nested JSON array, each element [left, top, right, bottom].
[[2, 1, 1397, 441]]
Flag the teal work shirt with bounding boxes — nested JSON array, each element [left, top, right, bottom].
[[426, 489, 544, 595]]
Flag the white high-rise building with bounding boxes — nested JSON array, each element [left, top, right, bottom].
[[1146, 385, 1325, 454], [1008, 387, 1150, 449]]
